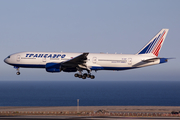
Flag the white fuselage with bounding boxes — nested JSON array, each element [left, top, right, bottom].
[[4, 52, 161, 71]]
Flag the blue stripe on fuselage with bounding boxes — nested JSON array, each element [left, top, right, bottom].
[[9, 64, 137, 71], [9, 64, 45, 68]]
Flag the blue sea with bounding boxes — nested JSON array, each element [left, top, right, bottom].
[[0, 81, 180, 106]]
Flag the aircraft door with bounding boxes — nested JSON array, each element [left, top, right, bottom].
[[92, 57, 97, 64], [17, 55, 21, 62], [128, 58, 132, 65]]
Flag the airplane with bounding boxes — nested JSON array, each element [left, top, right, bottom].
[[4, 29, 169, 79]]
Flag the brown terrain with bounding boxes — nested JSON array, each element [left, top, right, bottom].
[[1, 106, 180, 113], [0, 106, 180, 117]]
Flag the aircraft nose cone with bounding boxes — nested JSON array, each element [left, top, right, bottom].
[[4, 58, 8, 64]]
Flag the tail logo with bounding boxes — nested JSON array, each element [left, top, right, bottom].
[[138, 30, 167, 56], [152, 31, 166, 56]]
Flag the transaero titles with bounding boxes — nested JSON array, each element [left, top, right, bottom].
[[26, 54, 66, 58]]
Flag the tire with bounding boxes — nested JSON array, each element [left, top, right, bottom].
[[82, 76, 86, 79], [74, 73, 79, 77], [16, 72, 20, 75], [83, 73, 87, 77], [79, 75, 82, 78], [87, 74, 91, 78], [91, 75, 95, 79]]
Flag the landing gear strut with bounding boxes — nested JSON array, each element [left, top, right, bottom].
[[14, 66, 20, 75]]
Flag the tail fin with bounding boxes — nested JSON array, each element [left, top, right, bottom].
[[137, 29, 169, 56]]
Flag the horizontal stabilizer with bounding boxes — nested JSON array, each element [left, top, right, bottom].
[[142, 57, 174, 64], [142, 58, 161, 63]]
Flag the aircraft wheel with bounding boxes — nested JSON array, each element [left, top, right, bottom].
[[79, 75, 82, 78], [16, 72, 20, 75], [82, 76, 86, 79], [74, 73, 79, 77], [83, 73, 87, 77], [91, 75, 95, 79], [87, 74, 91, 78]]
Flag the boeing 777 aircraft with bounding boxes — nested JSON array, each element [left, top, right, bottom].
[[4, 29, 169, 79]]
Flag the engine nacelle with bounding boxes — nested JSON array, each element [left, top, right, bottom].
[[45, 63, 61, 72]]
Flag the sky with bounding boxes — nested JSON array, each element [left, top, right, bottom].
[[0, 0, 179, 81]]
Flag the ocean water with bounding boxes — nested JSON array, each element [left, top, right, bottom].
[[0, 81, 180, 106]]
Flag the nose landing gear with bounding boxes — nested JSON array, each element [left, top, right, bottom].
[[14, 66, 20, 75]]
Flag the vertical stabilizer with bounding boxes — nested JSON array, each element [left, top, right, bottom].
[[137, 29, 169, 56]]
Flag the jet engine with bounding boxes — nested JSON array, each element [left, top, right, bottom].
[[45, 63, 61, 72]]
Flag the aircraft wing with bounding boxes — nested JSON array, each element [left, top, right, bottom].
[[62, 52, 89, 67]]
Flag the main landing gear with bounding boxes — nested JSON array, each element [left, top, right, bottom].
[[74, 73, 95, 79], [74, 69, 95, 79], [14, 66, 20, 75]]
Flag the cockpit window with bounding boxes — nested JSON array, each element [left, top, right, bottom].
[[7, 56, 10, 58]]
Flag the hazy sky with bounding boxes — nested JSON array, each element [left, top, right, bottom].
[[0, 0, 179, 81]]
